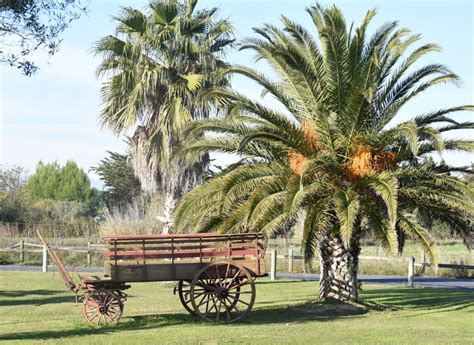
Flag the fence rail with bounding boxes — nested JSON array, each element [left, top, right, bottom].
[[1, 242, 473, 285], [0, 241, 104, 271]]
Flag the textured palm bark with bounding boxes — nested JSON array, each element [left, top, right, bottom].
[[319, 231, 361, 302], [129, 124, 210, 234], [159, 154, 210, 234], [130, 126, 160, 193]]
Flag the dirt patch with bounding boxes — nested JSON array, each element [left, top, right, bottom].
[[287, 300, 368, 317]]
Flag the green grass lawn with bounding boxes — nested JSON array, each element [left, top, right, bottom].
[[0, 272, 473, 344]]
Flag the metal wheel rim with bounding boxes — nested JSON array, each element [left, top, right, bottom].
[[190, 262, 255, 323]]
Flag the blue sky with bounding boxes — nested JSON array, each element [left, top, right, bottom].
[[1, 0, 473, 188]]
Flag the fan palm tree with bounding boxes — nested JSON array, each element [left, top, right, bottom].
[[94, 0, 234, 232], [174, 4, 473, 301]]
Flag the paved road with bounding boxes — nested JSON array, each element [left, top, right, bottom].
[[1, 265, 473, 290], [278, 273, 474, 290]]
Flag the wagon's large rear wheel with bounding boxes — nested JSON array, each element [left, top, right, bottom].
[[190, 262, 255, 322], [82, 289, 124, 326]]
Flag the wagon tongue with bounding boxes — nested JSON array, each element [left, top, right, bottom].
[[36, 230, 78, 293]]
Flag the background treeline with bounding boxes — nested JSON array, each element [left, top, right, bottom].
[[0, 161, 100, 237], [0, 154, 165, 237]]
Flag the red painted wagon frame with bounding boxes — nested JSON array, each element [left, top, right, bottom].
[[37, 231, 267, 326]]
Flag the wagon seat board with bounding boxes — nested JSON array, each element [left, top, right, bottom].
[[103, 233, 267, 282]]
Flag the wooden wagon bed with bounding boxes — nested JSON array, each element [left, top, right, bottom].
[[104, 232, 267, 282], [38, 231, 267, 325]]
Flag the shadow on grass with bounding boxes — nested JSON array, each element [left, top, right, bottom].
[[359, 288, 474, 313], [0, 303, 368, 342], [0, 289, 65, 298], [0, 314, 194, 341], [1, 287, 473, 341], [0, 289, 74, 307]]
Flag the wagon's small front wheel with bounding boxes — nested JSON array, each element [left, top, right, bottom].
[[190, 262, 255, 323], [177, 280, 196, 316], [82, 289, 124, 326]]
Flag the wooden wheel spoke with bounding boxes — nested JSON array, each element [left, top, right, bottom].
[[225, 296, 240, 313], [195, 292, 208, 307], [204, 270, 214, 281], [196, 293, 213, 308], [215, 300, 222, 321], [107, 308, 117, 316], [202, 295, 215, 318], [105, 297, 116, 307], [226, 269, 242, 288], [234, 298, 251, 307], [228, 280, 249, 291], [193, 290, 207, 299], [191, 262, 255, 323], [212, 295, 219, 313], [203, 295, 218, 318], [215, 265, 222, 287], [221, 298, 232, 320], [204, 295, 211, 315], [181, 287, 205, 294], [86, 309, 97, 316], [89, 310, 100, 321], [197, 279, 216, 292], [227, 291, 251, 295], [195, 280, 208, 289], [85, 299, 99, 306], [83, 290, 123, 326], [225, 263, 230, 279]]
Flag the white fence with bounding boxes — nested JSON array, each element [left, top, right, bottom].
[[1, 242, 473, 286]]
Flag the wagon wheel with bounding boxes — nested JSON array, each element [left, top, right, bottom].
[[82, 289, 124, 326], [179, 278, 242, 316], [190, 262, 255, 323], [177, 280, 196, 315]]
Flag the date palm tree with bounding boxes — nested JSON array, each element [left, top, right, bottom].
[[174, 4, 473, 301], [95, 0, 233, 232]]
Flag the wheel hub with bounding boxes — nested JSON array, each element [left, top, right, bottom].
[[214, 286, 229, 299]]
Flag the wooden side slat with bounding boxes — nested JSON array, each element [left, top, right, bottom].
[[105, 232, 264, 241], [104, 242, 257, 252], [103, 232, 267, 281], [104, 248, 265, 260]]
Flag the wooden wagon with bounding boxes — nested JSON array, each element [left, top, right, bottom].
[[37, 231, 267, 326]]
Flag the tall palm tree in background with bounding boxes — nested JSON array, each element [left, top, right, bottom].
[[174, 4, 473, 301], [95, 0, 233, 232]]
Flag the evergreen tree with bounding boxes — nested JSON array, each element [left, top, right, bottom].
[[24, 160, 96, 205], [92, 151, 141, 206]]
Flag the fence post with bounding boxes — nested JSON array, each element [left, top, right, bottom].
[[42, 245, 48, 272], [270, 249, 277, 280], [288, 247, 293, 273], [87, 241, 92, 266], [407, 256, 415, 287], [19, 240, 24, 263]]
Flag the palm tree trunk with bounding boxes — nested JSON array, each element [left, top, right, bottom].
[[129, 126, 160, 194], [159, 154, 210, 234], [161, 191, 175, 234], [318, 231, 361, 302]]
